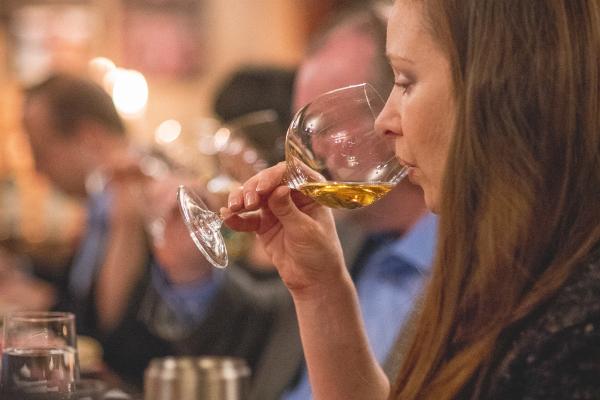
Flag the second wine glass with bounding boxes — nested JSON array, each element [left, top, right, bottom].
[[177, 83, 407, 268]]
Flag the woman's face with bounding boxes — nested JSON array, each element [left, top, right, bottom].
[[375, 0, 455, 213]]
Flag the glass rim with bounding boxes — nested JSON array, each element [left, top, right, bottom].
[[317, 82, 374, 96], [5, 311, 75, 323], [299, 82, 385, 126]]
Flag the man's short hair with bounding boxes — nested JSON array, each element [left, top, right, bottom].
[[24, 73, 125, 136], [213, 66, 296, 126], [308, 4, 393, 98]]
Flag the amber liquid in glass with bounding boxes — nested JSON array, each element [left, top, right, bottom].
[[298, 182, 393, 209]]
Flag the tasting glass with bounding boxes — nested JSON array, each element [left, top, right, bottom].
[[178, 83, 408, 268]]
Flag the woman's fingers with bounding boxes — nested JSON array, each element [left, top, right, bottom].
[[223, 163, 326, 236], [241, 162, 287, 210], [241, 177, 261, 210], [221, 208, 262, 232], [227, 185, 245, 212], [226, 163, 288, 213], [290, 188, 317, 211], [255, 162, 287, 195]]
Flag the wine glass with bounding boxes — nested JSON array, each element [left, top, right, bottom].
[[178, 83, 407, 268], [84, 148, 173, 247], [1, 311, 79, 398]]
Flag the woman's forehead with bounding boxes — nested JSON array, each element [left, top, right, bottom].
[[386, 1, 433, 65]]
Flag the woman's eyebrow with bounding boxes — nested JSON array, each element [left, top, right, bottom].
[[386, 52, 415, 64]]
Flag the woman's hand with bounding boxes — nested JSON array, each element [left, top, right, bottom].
[[226, 163, 389, 400], [222, 163, 347, 294]]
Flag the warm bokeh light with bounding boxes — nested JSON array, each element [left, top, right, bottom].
[[213, 127, 231, 151], [111, 68, 149, 117], [138, 155, 169, 180], [224, 138, 244, 155], [88, 57, 116, 86], [155, 119, 182, 144], [102, 67, 119, 93], [207, 174, 237, 194], [243, 149, 258, 164]]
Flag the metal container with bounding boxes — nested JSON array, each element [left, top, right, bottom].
[[144, 357, 250, 400]]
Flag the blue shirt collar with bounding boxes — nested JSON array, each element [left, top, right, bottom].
[[385, 212, 438, 275], [87, 189, 112, 222]]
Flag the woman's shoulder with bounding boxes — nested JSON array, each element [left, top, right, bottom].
[[487, 251, 600, 399]]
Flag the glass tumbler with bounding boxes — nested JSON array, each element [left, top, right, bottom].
[[1, 311, 79, 399]]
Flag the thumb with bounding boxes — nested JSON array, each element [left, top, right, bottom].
[[268, 186, 311, 228]]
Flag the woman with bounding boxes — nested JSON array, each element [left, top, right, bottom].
[[223, 0, 600, 398]]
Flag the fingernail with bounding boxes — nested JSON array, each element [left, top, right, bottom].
[[255, 179, 266, 192], [229, 198, 239, 208], [245, 191, 256, 206], [220, 207, 232, 219]]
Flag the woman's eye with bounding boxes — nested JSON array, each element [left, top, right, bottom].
[[394, 81, 412, 94]]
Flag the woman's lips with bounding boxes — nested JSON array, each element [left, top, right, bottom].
[[398, 158, 416, 169], [406, 167, 418, 184], [398, 159, 418, 182]]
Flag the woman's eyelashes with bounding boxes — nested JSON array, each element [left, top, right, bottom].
[[394, 80, 413, 95]]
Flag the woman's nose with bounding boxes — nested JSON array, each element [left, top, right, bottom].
[[374, 97, 400, 137]]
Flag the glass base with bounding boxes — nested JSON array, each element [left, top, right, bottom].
[[177, 186, 228, 268]]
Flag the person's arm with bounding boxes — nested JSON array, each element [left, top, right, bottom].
[[293, 273, 389, 400], [95, 180, 147, 333], [97, 166, 215, 333], [224, 163, 389, 400]]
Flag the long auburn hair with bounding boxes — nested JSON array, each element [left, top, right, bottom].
[[392, 0, 600, 398]]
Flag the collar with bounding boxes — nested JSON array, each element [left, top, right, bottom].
[[87, 189, 112, 222], [381, 212, 438, 276]]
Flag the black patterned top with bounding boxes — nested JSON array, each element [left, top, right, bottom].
[[483, 249, 600, 399]]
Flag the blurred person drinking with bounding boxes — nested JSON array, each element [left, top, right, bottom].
[[21, 73, 302, 395], [20, 74, 222, 386]]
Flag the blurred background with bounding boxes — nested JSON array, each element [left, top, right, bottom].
[[0, 0, 363, 278]]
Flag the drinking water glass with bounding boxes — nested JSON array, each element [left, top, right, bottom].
[[1, 311, 79, 399]]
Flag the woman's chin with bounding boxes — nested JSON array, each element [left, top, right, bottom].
[[423, 189, 440, 214]]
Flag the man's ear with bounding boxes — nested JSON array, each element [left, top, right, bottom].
[[74, 120, 104, 149], [71, 120, 107, 165]]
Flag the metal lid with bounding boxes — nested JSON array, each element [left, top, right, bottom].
[[147, 356, 249, 379], [144, 356, 251, 400]]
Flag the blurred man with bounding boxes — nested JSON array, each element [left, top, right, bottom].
[[22, 75, 174, 384], [21, 75, 294, 389]]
